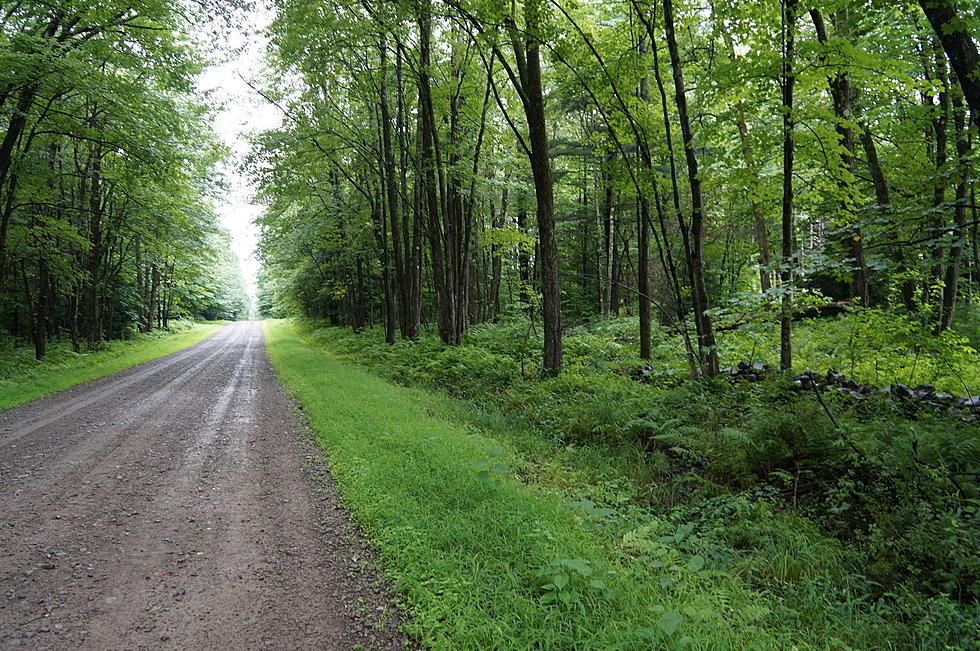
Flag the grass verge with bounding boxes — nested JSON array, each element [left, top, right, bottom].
[[0, 321, 222, 410], [265, 318, 918, 650]]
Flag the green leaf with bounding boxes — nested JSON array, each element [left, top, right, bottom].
[[657, 611, 683, 637]]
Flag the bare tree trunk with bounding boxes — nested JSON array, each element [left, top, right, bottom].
[[148, 263, 159, 333], [83, 147, 104, 347], [859, 120, 915, 310], [930, 39, 950, 303], [780, 0, 797, 370], [601, 153, 614, 314], [939, 94, 970, 332], [489, 180, 507, 321], [637, 37, 652, 360], [663, 0, 718, 376], [378, 35, 407, 341]]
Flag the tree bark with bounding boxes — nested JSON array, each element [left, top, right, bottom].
[[637, 37, 652, 360], [918, 0, 980, 129], [780, 0, 797, 370], [514, 5, 562, 372], [939, 93, 970, 332], [663, 0, 718, 376]]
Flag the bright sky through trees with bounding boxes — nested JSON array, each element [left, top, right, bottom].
[[199, 6, 280, 302]]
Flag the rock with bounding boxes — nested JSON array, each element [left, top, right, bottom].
[[891, 383, 913, 398]]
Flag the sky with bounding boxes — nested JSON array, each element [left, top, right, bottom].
[[197, 7, 280, 303]]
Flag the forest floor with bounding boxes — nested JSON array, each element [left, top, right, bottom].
[[0, 321, 405, 650]]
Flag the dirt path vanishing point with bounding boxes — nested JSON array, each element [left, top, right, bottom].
[[0, 321, 404, 650]]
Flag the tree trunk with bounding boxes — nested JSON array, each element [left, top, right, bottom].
[[148, 263, 159, 333], [918, 0, 980, 129], [780, 0, 797, 370], [83, 148, 104, 347], [663, 0, 718, 376], [637, 37, 652, 359], [929, 39, 950, 302], [601, 153, 614, 314], [378, 35, 407, 341], [938, 93, 970, 332], [517, 10, 562, 372], [489, 181, 507, 321]]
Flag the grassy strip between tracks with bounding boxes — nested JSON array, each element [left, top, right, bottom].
[[263, 318, 866, 650], [0, 321, 223, 410]]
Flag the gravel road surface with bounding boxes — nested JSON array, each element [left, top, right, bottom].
[[0, 321, 404, 650]]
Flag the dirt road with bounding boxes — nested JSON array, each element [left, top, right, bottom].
[[0, 321, 403, 650]]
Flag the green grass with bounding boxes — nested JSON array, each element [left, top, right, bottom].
[[0, 321, 222, 410], [265, 318, 960, 650]]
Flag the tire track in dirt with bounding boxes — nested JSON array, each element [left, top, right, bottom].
[[0, 321, 404, 650]]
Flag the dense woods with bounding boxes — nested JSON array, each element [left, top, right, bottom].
[[253, 0, 980, 645], [0, 0, 248, 359], [254, 0, 979, 375]]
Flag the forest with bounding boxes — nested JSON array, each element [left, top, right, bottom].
[[252, 0, 980, 646], [0, 0, 249, 361]]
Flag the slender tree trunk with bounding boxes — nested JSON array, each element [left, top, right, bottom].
[[396, 38, 421, 338], [489, 181, 507, 321], [417, 0, 455, 345], [637, 37, 652, 360], [34, 259, 48, 359], [663, 0, 718, 376], [939, 94, 970, 332], [148, 263, 159, 333], [780, 0, 797, 370], [971, 183, 979, 302], [601, 153, 614, 314], [83, 147, 104, 347], [930, 39, 950, 302], [859, 120, 915, 310], [378, 35, 407, 340]]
